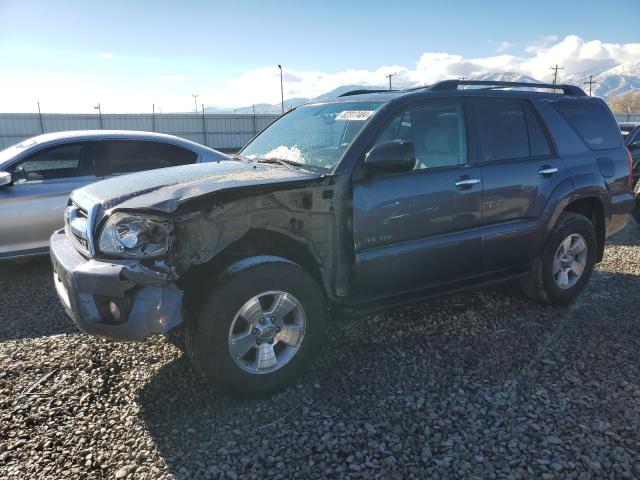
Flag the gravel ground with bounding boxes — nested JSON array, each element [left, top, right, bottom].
[[1, 224, 639, 479]]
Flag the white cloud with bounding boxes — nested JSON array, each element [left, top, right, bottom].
[[525, 35, 558, 53], [1, 35, 638, 113], [200, 35, 640, 107], [496, 41, 513, 53], [100, 52, 114, 60]]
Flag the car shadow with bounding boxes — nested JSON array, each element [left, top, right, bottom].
[[0, 256, 75, 342], [137, 268, 640, 478], [607, 221, 640, 247], [135, 283, 570, 477]]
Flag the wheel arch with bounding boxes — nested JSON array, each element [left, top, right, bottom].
[[562, 195, 606, 262], [178, 228, 330, 305], [547, 187, 607, 262]]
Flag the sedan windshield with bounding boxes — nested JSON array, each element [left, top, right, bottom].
[[240, 101, 383, 171]]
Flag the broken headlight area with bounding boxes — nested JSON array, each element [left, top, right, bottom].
[[98, 212, 173, 259]]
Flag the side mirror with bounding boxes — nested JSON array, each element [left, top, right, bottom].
[[364, 140, 416, 173], [0, 171, 11, 187], [629, 141, 640, 150]]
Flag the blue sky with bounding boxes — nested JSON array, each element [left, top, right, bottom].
[[1, 0, 639, 112]]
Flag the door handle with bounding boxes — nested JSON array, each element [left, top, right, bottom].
[[455, 178, 481, 189], [538, 166, 559, 176]]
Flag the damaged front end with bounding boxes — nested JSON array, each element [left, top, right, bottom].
[[50, 168, 346, 342], [50, 229, 183, 341]]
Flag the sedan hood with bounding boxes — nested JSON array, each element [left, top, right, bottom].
[[72, 160, 323, 213]]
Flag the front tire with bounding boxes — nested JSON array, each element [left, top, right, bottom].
[[521, 212, 597, 306], [185, 257, 326, 398]]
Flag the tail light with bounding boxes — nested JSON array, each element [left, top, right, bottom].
[[627, 148, 634, 192]]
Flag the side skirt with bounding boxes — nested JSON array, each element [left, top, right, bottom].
[[336, 270, 530, 318]]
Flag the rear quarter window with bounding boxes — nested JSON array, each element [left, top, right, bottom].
[[553, 101, 621, 151]]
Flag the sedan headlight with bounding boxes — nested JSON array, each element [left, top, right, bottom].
[[98, 212, 173, 259]]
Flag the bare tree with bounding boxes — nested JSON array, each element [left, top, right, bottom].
[[607, 91, 640, 114]]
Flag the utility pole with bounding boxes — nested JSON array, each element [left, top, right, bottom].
[[583, 75, 598, 96], [278, 65, 284, 115], [252, 103, 257, 135], [152, 103, 156, 132], [458, 76, 468, 90], [93, 103, 103, 129], [192, 94, 199, 113], [201, 103, 207, 146], [37, 101, 44, 133], [385, 72, 397, 91], [549, 64, 564, 85]]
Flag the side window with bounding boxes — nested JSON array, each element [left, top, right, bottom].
[[374, 102, 467, 169], [476, 100, 529, 161], [101, 141, 197, 175], [553, 101, 621, 151], [524, 104, 552, 157], [476, 100, 552, 161], [146, 142, 198, 168], [9, 143, 94, 183]]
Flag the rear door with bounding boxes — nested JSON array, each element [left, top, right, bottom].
[[473, 98, 564, 270], [97, 140, 198, 176], [0, 142, 98, 256], [352, 99, 484, 299]]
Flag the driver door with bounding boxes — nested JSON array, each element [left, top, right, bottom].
[[351, 100, 484, 299]]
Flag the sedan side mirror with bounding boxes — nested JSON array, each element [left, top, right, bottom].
[[364, 140, 416, 173], [0, 171, 11, 187]]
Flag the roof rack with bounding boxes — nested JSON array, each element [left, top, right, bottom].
[[428, 80, 587, 96], [339, 89, 395, 97]]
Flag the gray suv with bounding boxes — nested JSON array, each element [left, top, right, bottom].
[[50, 80, 634, 397], [0, 130, 227, 259]]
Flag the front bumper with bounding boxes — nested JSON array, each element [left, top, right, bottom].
[[50, 229, 183, 341]]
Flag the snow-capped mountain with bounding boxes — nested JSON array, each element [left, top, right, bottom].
[[474, 69, 640, 98], [472, 72, 541, 84], [564, 62, 640, 97], [204, 85, 387, 114], [204, 66, 639, 114]]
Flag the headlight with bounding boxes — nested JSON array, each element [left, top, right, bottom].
[[98, 212, 173, 259]]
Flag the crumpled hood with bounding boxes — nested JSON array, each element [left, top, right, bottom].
[[72, 160, 322, 213]]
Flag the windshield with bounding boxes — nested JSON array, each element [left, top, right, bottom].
[[0, 138, 37, 167], [240, 101, 383, 171]]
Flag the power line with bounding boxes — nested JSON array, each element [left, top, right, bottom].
[[583, 75, 599, 96], [549, 64, 564, 85], [385, 72, 397, 91]]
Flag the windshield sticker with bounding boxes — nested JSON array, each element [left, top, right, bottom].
[[335, 110, 374, 121]]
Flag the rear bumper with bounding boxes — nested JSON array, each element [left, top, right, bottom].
[[50, 229, 183, 341], [606, 192, 635, 237]]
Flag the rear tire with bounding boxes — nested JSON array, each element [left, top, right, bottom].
[[521, 212, 596, 306], [185, 257, 326, 398]]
